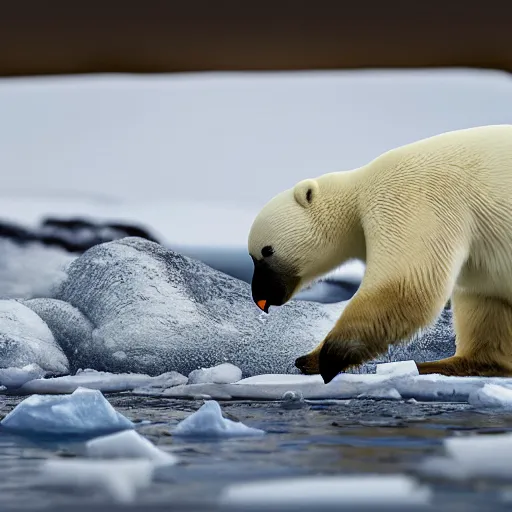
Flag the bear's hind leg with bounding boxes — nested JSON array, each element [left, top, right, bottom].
[[417, 290, 512, 377]]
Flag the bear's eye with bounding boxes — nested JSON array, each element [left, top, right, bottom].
[[261, 245, 274, 258]]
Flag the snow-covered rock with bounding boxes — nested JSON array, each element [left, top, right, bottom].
[[0, 299, 68, 374], [22, 298, 96, 373], [86, 430, 179, 466], [0, 363, 47, 389], [54, 237, 341, 377], [1, 387, 134, 435], [172, 400, 265, 438], [188, 363, 242, 384], [219, 474, 431, 507], [38, 458, 154, 503], [20, 368, 187, 395]]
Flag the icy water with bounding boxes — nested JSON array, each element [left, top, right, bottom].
[[1, 394, 512, 511]]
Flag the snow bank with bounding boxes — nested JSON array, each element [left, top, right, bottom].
[[219, 474, 431, 507], [172, 400, 265, 438], [86, 430, 178, 466], [20, 368, 187, 395], [1, 387, 133, 435], [0, 299, 68, 374], [38, 458, 153, 503]]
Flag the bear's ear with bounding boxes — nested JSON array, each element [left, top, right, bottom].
[[293, 179, 319, 209]]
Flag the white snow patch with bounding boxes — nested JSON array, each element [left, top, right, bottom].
[[172, 400, 265, 438], [419, 433, 512, 480], [375, 360, 419, 378], [468, 383, 512, 409], [219, 474, 431, 507], [20, 368, 187, 394], [38, 458, 153, 503], [86, 430, 179, 466], [1, 387, 133, 434], [0, 363, 47, 389], [188, 363, 242, 385]]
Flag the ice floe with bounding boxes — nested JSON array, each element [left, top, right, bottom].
[[419, 432, 512, 481], [19, 368, 187, 395], [172, 400, 265, 438], [1, 387, 133, 435], [219, 474, 431, 507], [38, 458, 154, 503], [85, 430, 178, 466]]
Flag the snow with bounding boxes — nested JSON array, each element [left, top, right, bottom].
[[188, 363, 242, 384], [219, 474, 432, 507], [20, 368, 187, 394], [0, 299, 68, 374], [419, 432, 512, 480], [375, 360, 419, 377], [1, 387, 134, 435], [0, 363, 47, 389], [86, 430, 179, 466], [1, 70, 511, 248], [172, 400, 265, 438], [468, 383, 512, 409], [38, 458, 154, 503]]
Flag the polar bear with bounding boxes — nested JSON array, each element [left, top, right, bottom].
[[248, 125, 512, 383]]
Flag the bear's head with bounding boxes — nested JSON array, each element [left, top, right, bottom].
[[248, 177, 346, 313]]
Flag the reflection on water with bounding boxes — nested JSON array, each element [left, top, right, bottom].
[[1, 394, 512, 511]]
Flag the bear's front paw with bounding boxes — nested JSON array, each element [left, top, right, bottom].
[[295, 353, 320, 375], [318, 337, 369, 384]]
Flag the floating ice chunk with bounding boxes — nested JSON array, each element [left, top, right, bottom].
[[38, 458, 153, 503], [357, 387, 402, 400], [86, 430, 178, 466], [219, 474, 431, 507], [0, 363, 47, 389], [1, 387, 133, 435], [188, 363, 242, 384], [281, 390, 307, 410], [20, 369, 187, 395], [419, 432, 512, 480], [468, 383, 512, 409], [172, 400, 265, 438], [375, 360, 419, 378]]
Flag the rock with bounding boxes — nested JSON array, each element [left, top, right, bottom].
[[22, 298, 96, 373], [55, 237, 341, 377]]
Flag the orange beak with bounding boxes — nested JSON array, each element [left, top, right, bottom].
[[256, 299, 267, 312]]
